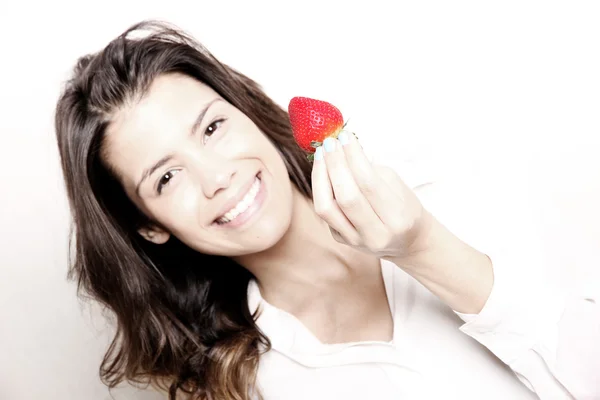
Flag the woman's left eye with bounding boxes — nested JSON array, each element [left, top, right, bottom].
[[204, 118, 226, 142]]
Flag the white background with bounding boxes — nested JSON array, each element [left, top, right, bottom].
[[0, 1, 599, 399]]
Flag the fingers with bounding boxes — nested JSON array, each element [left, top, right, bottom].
[[311, 129, 410, 251], [320, 134, 387, 238], [338, 131, 400, 224], [311, 146, 362, 246]]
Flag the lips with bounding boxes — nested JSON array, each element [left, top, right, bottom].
[[213, 172, 261, 224]]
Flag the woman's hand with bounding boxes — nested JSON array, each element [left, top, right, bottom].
[[312, 130, 494, 313], [311, 130, 433, 260]]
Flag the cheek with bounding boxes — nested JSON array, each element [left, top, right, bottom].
[[257, 134, 287, 172], [159, 184, 205, 231], [180, 185, 203, 217]]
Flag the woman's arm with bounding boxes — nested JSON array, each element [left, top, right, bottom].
[[389, 212, 494, 314], [309, 133, 598, 397], [389, 154, 599, 399]]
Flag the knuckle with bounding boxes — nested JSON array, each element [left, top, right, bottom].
[[337, 195, 360, 210], [388, 218, 409, 235], [335, 190, 361, 210], [356, 176, 377, 195], [314, 201, 334, 218], [346, 233, 363, 247], [365, 234, 391, 253]]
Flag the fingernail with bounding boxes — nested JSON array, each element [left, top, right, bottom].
[[314, 146, 323, 161], [337, 131, 349, 146], [323, 137, 336, 153]]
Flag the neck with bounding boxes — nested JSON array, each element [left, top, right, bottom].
[[233, 187, 378, 308]]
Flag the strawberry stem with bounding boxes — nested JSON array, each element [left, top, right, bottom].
[[307, 153, 315, 162], [310, 141, 322, 148], [341, 120, 358, 140]]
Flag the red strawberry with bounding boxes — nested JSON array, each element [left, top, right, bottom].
[[288, 96, 347, 161]]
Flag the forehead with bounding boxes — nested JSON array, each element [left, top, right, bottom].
[[103, 74, 219, 187], [111, 73, 218, 140]]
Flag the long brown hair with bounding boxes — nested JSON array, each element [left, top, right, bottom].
[[54, 20, 312, 400]]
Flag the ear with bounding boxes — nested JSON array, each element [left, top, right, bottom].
[[138, 224, 170, 245]]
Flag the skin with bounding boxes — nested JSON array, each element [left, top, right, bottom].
[[104, 73, 393, 343], [104, 72, 493, 344]]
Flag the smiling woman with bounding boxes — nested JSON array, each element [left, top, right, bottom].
[[55, 20, 311, 399], [55, 19, 599, 400]]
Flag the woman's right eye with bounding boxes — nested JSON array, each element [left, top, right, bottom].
[[157, 170, 179, 194]]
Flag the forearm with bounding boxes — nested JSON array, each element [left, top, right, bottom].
[[389, 213, 494, 314]]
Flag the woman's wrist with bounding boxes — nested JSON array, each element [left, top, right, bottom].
[[388, 214, 494, 314]]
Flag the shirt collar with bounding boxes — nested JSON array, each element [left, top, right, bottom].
[[247, 259, 424, 369]]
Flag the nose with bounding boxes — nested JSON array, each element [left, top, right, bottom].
[[189, 152, 236, 199]]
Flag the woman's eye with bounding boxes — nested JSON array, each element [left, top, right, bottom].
[[157, 170, 179, 194], [203, 118, 226, 142]]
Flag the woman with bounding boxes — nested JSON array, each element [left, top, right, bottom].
[[55, 21, 597, 400]]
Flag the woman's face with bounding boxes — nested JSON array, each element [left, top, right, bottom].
[[103, 73, 295, 256]]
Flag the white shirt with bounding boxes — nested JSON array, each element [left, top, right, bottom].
[[249, 151, 600, 399]]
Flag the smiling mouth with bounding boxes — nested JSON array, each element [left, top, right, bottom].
[[214, 173, 262, 225]]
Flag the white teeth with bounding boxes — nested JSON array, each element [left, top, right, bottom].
[[217, 177, 261, 224]]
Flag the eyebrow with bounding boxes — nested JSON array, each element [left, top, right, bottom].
[[134, 98, 222, 197]]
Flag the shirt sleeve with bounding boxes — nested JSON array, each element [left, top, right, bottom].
[[455, 250, 600, 399], [414, 150, 600, 399]]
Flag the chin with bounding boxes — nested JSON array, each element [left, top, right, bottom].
[[240, 211, 293, 255], [193, 209, 292, 258]]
